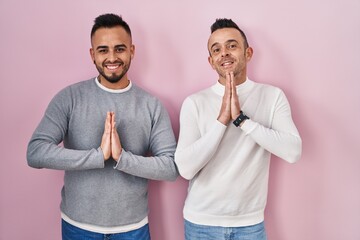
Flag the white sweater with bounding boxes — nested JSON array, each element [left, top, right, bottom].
[[175, 78, 302, 227]]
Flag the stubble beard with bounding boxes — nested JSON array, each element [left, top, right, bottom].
[[95, 60, 131, 83], [217, 65, 242, 80]]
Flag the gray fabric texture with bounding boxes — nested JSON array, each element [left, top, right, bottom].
[[27, 78, 178, 227]]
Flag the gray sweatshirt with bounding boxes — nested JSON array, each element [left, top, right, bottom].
[[27, 78, 178, 227]]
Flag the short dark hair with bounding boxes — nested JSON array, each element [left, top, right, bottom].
[[210, 18, 249, 48], [91, 13, 131, 38]]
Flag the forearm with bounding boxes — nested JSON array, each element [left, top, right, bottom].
[[26, 88, 106, 170], [115, 150, 178, 181], [27, 105, 105, 170], [27, 138, 104, 170], [175, 120, 226, 180], [241, 120, 302, 163]]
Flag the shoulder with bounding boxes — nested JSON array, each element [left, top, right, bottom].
[[49, 79, 95, 105], [184, 87, 213, 104], [252, 80, 281, 92], [56, 78, 94, 95], [251, 80, 285, 98], [130, 84, 166, 114], [67, 78, 96, 92], [179, 87, 214, 115], [131, 84, 159, 103]]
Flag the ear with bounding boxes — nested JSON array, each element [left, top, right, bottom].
[[130, 44, 135, 60], [90, 48, 95, 62], [245, 47, 253, 62], [208, 55, 216, 70]]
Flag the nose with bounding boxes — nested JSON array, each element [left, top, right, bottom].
[[107, 50, 117, 62], [220, 47, 229, 57]]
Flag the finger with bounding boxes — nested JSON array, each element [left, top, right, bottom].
[[230, 72, 234, 85], [105, 112, 111, 133], [224, 72, 231, 96], [112, 121, 117, 133], [101, 112, 112, 160], [111, 112, 115, 128], [228, 71, 233, 80], [111, 120, 122, 161], [226, 72, 231, 85], [229, 72, 235, 95]]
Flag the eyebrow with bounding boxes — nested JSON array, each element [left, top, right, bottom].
[[96, 44, 127, 50], [210, 39, 239, 50]]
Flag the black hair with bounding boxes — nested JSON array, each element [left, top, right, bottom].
[[210, 18, 249, 48], [91, 13, 131, 38]]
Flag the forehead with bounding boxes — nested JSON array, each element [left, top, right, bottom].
[[91, 26, 132, 47], [208, 28, 244, 49]]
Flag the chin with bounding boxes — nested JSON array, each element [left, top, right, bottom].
[[104, 73, 123, 83], [107, 78, 122, 84]]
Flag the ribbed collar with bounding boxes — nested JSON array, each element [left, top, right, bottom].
[[95, 77, 132, 93], [211, 77, 254, 96]]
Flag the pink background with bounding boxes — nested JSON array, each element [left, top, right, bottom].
[[1, 0, 359, 239]]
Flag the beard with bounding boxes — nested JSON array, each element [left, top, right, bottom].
[[217, 66, 241, 79], [216, 60, 246, 80], [215, 52, 247, 79], [95, 60, 131, 83]]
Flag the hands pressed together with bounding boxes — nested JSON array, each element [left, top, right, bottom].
[[101, 112, 122, 162], [217, 72, 242, 125]]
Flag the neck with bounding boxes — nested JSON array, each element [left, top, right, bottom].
[[98, 76, 130, 90], [234, 76, 246, 85], [218, 74, 246, 86]]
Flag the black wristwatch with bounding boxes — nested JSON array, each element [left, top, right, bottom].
[[233, 111, 249, 127]]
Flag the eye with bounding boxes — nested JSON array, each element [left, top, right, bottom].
[[98, 49, 108, 54], [115, 47, 125, 53], [229, 44, 237, 49], [212, 48, 220, 54]]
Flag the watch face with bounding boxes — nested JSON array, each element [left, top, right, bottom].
[[233, 118, 241, 127], [233, 112, 249, 127]]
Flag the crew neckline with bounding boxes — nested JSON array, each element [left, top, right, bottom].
[[95, 77, 132, 93], [211, 77, 254, 96]]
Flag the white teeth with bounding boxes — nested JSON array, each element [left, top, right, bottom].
[[222, 62, 233, 66], [106, 65, 119, 70]]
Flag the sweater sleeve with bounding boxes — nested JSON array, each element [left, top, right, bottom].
[[115, 101, 178, 181], [26, 90, 105, 170], [241, 90, 302, 163], [174, 97, 227, 180]]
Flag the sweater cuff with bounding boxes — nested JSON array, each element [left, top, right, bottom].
[[240, 119, 257, 135], [215, 119, 229, 129], [95, 147, 106, 168], [113, 150, 126, 170]]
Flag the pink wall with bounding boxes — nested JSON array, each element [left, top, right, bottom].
[[1, 0, 359, 239]]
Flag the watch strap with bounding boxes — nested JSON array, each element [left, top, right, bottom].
[[233, 111, 249, 127]]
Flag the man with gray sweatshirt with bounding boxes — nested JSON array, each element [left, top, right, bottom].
[[27, 13, 178, 240]]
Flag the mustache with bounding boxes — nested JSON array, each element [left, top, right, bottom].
[[220, 57, 235, 64], [103, 60, 124, 65], [93, 60, 124, 66]]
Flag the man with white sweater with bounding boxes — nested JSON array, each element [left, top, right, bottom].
[[175, 18, 302, 240]]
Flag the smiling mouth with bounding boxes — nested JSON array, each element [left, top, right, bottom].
[[105, 63, 122, 71], [221, 61, 234, 67]]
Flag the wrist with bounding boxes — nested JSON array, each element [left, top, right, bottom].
[[113, 148, 123, 162], [239, 119, 247, 127], [217, 115, 230, 125], [233, 111, 249, 127]]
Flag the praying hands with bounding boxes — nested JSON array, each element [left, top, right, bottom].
[[217, 72, 242, 125], [100, 112, 122, 161]]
